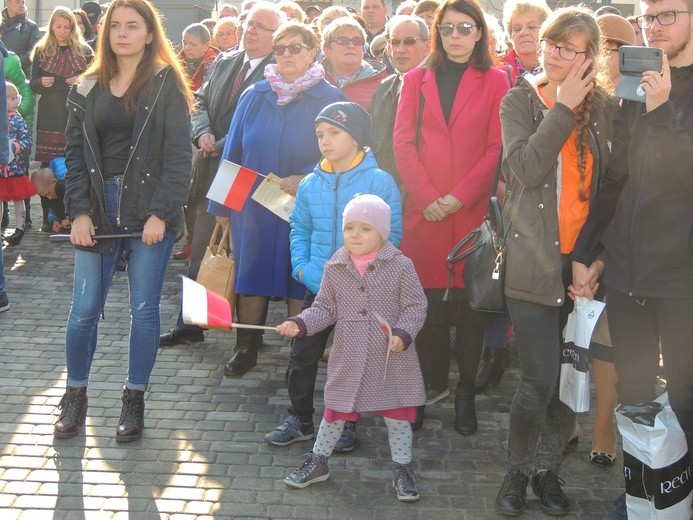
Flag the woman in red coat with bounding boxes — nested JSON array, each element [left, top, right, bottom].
[[393, 0, 508, 434]]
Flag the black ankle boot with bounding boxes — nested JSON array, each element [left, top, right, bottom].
[[116, 387, 145, 442], [54, 386, 88, 439], [224, 328, 261, 377], [454, 393, 477, 435], [475, 346, 509, 393]]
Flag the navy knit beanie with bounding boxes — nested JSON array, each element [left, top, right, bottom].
[[315, 101, 372, 149]]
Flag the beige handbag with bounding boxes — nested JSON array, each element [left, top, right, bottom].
[[196, 223, 236, 308]]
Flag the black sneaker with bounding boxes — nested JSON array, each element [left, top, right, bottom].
[[0, 292, 9, 313], [392, 462, 420, 502], [495, 471, 528, 516], [531, 470, 570, 515]]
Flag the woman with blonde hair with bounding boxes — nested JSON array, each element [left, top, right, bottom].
[[30, 7, 93, 164], [213, 16, 239, 52], [54, 0, 194, 443], [495, 7, 615, 515]]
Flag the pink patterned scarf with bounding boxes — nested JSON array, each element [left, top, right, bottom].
[[264, 61, 325, 106]]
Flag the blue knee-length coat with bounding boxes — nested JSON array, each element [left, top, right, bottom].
[[208, 78, 347, 299]]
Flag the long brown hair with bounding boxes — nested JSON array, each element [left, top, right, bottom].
[[31, 7, 91, 61], [83, 0, 194, 115], [540, 6, 609, 201], [427, 0, 492, 72]]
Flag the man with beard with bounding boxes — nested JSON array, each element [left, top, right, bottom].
[[571, 0, 693, 517]]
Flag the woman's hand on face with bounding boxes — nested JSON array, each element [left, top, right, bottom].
[[643, 54, 671, 114], [422, 200, 446, 221], [70, 214, 96, 247], [556, 55, 595, 110], [390, 336, 405, 353], [142, 214, 166, 245], [279, 174, 304, 197], [41, 76, 55, 88], [276, 320, 300, 337], [439, 194, 463, 216]]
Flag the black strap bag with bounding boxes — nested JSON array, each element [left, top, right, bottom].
[[446, 150, 521, 313]]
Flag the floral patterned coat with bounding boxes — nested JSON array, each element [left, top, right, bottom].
[[293, 242, 427, 413]]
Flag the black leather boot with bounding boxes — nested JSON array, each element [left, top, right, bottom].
[[475, 346, 510, 393], [116, 387, 145, 442], [224, 328, 261, 377], [454, 388, 477, 435], [54, 386, 88, 439]]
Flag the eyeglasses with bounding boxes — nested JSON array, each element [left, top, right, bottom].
[[437, 22, 477, 37], [272, 42, 311, 55], [333, 36, 365, 47], [540, 40, 587, 61], [635, 10, 693, 29], [387, 37, 427, 47], [245, 20, 277, 33]]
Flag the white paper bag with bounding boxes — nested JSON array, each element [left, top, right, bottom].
[[616, 393, 693, 519], [559, 297, 605, 413]]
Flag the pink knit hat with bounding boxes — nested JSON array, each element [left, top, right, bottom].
[[342, 194, 391, 240]]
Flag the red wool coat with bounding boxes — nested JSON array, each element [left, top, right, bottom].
[[295, 243, 427, 413], [393, 65, 508, 289]]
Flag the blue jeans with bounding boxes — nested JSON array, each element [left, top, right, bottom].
[[65, 177, 175, 390]]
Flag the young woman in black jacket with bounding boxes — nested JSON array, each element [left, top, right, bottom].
[[54, 0, 193, 442]]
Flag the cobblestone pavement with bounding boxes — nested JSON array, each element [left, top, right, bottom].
[[0, 208, 624, 519]]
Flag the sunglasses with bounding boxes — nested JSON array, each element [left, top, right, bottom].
[[437, 22, 477, 37], [387, 37, 426, 47], [272, 42, 311, 55], [333, 36, 365, 47]]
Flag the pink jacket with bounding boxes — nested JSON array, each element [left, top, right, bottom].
[[294, 242, 427, 413], [393, 65, 508, 289]]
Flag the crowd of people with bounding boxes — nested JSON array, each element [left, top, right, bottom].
[[0, 0, 690, 517]]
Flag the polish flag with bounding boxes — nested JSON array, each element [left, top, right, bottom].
[[181, 276, 233, 331], [206, 160, 259, 211]]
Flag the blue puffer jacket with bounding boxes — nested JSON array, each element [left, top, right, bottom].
[[290, 149, 402, 294]]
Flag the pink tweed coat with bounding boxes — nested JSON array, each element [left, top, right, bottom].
[[294, 242, 427, 413]]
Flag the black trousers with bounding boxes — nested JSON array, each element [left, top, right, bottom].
[[606, 287, 693, 437], [286, 290, 333, 422], [415, 288, 492, 395]]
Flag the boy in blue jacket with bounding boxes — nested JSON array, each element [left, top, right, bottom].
[[265, 102, 402, 450]]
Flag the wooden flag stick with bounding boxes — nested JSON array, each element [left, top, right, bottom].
[[232, 323, 277, 331]]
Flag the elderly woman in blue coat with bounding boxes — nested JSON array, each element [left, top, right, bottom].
[[209, 21, 346, 377]]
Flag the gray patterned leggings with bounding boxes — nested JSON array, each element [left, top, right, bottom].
[[312, 417, 413, 464]]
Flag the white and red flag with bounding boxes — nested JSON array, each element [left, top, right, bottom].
[[206, 159, 259, 211], [181, 276, 233, 331], [180, 276, 277, 332]]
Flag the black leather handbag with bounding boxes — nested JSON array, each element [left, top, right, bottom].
[[446, 150, 520, 313], [447, 195, 506, 313]]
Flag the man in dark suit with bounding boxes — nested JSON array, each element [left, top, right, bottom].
[[160, 3, 285, 347]]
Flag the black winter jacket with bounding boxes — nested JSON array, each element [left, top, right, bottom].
[[368, 73, 401, 187], [0, 8, 39, 76], [64, 66, 192, 253], [572, 72, 693, 298]]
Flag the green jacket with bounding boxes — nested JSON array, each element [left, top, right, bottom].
[[4, 50, 34, 128], [500, 73, 615, 307]]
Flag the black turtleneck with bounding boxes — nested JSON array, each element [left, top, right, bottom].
[[436, 57, 469, 123]]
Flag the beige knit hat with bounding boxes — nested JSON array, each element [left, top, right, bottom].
[[597, 14, 636, 46]]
